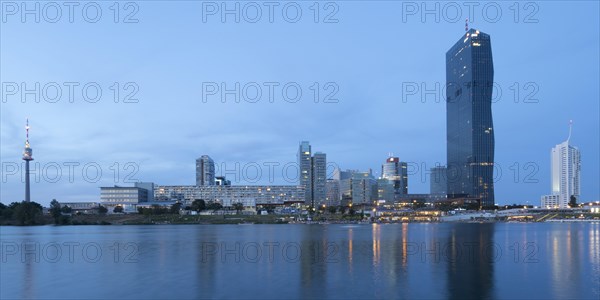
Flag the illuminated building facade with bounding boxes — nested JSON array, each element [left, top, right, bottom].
[[446, 28, 495, 208]]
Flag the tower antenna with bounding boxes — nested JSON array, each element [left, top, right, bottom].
[[465, 18, 469, 32], [26, 118, 29, 143]]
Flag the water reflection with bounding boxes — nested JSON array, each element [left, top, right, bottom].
[[444, 224, 495, 299], [590, 224, 600, 296], [546, 224, 588, 299], [299, 226, 328, 299], [1, 223, 599, 299], [23, 256, 34, 299], [195, 227, 217, 298]]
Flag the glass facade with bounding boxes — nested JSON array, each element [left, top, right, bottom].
[[381, 157, 408, 195], [430, 166, 447, 195], [298, 141, 312, 204], [311, 152, 327, 207], [446, 29, 495, 208], [100, 187, 148, 204], [196, 155, 215, 186]]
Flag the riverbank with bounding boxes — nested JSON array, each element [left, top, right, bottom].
[[1, 212, 598, 226]]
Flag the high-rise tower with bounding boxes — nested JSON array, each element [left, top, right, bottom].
[[446, 28, 495, 208], [196, 155, 215, 186], [311, 152, 327, 207], [381, 157, 408, 195], [22, 119, 34, 202], [541, 121, 581, 208], [298, 141, 312, 204]]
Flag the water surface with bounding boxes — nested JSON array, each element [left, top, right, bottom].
[[1, 223, 598, 299]]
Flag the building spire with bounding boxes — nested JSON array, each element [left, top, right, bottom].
[[567, 120, 573, 143], [465, 18, 469, 32]]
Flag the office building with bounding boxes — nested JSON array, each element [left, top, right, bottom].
[[100, 186, 149, 212], [196, 155, 215, 186], [134, 182, 155, 202], [311, 152, 327, 207], [381, 157, 408, 195], [338, 170, 376, 205], [376, 178, 395, 202], [298, 141, 312, 203], [446, 28, 495, 208], [325, 179, 340, 207], [430, 166, 447, 195]]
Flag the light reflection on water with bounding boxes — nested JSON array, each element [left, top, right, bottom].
[[1, 223, 599, 299]]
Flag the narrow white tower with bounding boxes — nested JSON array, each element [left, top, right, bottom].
[[22, 119, 34, 202]]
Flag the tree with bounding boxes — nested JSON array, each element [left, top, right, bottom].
[[61, 205, 72, 214], [113, 206, 124, 213], [49, 199, 62, 224], [207, 201, 223, 211], [328, 206, 337, 214], [98, 205, 108, 214], [232, 202, 244, 214], [170, 202, 182, 214], [568, 195, 577, 208], [191, 199, 206, 212], [13, 201, 43, 226], [0, 202, 12, 222]]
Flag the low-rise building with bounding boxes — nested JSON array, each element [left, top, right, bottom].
[[59, 202, 99, 214], [100, 186, 149, 213], [154, 185, 305, 206], [541, 194, 560, 208]]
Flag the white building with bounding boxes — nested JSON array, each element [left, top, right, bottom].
[[541, 195, 560, 208], [154, 185, 305, 206], [100, 186, 149, 213], [541, 123, 581, 208]]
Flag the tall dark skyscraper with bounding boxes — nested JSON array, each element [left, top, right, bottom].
[[446, 28, 495, 208], [22, 119, 33, 202]]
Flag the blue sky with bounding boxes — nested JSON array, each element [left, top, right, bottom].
[[1, 1, 599, 206]]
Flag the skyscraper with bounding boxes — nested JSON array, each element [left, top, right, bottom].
[[350, 171, 376, 205], [541, 123, 581, 208], [446, 28, 495, 208], [381, 157, 408, 195], [196, 155, 215, 186], [311, 152, 327, 207], [430, 166, 447, 195], [22, 119, 33, 202], [298, 141, 312, 204], [325, 179, 340, 206]]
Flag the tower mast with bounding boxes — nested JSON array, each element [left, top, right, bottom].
[[22, 118, 34, 202]]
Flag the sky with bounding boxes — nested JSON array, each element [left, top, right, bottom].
[[1, 1, 599, 207]]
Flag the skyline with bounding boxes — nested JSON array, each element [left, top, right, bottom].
[[1, 2, 599, 206]]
